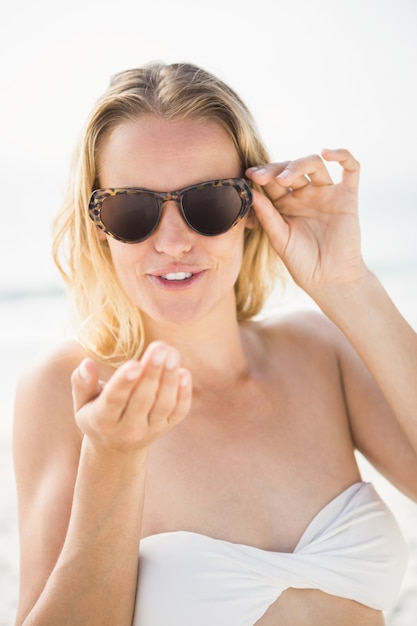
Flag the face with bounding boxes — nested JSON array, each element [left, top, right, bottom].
[[97, 115, 255, 331]]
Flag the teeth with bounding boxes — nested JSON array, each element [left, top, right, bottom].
[[162, 272, 193, 281]]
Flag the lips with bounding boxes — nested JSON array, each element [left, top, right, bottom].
[[147, 266, 205, 289], [149, 265, 203, 279]]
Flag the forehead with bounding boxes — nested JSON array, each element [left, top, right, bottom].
[[97, 115, 241, 190]]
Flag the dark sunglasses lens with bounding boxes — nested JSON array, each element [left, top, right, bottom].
[[100, 193, 159, 242], [182, 186, 243, 235]]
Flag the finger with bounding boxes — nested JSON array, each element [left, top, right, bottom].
[[276, 154, 334, 187], [71, 358, 103, 412], [122, 348, 191, 430], [250, 188, 290, 257], [137, 348, 184, 424], [246, 162, 290, 203], [92, 343, 168, 427], [321, 148, 360, 190], [285, 174, 310, 190], [168, 368, 193, 425], [112, 343, 173, 417]]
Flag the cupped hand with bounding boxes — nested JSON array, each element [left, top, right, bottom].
[[71, 342, 192, 452], [246, 149, 367, 297]]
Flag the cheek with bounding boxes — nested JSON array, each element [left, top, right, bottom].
[[96, 227, 107, 243], [105, 238, 141, 286], [215, 226, 246, 275]]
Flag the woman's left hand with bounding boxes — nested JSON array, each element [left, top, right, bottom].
[[246, 149, 366, 299]]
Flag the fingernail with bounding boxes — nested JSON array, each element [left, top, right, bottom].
[[79, 360, 90, 383], [251, 166, 266, 175], [152, 347, 167, 366], [165, 351, 178, 370], [179, 369, 191, 387], [277, 169, 290, 179], [125, 362, 142, 381]]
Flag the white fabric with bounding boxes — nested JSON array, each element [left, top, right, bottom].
[[133, 482, 408, 625]]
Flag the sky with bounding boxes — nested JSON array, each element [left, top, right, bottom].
[[1, 0, 416, 291]]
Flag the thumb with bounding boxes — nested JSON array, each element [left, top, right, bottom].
[[71, 358, 103, 412], [251, 188, 289, 258]]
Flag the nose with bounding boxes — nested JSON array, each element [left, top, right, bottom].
[[153, 200, 193, 256]]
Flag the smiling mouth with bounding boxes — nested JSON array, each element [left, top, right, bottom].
[[161, 272, 193, 281]]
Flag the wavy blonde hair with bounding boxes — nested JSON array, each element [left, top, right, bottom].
[[53, 62, 283, 366]]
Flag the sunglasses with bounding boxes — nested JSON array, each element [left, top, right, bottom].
[[88, 178, 252, 243]]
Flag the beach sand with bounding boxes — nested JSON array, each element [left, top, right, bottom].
[[1, 287, 416, 626]]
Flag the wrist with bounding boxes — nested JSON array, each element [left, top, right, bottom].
[[314, 268, 381, 323], [80, 435, 150, 477]]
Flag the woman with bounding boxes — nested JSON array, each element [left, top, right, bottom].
[[13, 62, 417, 625]]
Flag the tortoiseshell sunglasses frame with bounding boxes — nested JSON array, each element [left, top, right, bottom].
[[88, 177, 253, 243]]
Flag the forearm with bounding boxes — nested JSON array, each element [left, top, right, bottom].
[[317, 270, 417, 447], [21, 439, 148, 626]]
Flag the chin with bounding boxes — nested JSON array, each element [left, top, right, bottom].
[[140, 300, 212, 329]]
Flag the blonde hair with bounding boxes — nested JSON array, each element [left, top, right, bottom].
[[53, 62, 283, 366]]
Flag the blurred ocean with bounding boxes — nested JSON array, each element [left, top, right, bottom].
[[1, 197, 416, 625]]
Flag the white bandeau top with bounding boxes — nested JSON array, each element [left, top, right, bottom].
[[133, 482, 408, 625]]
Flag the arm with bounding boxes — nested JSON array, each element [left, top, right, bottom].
[[246, 150, 417, 491], [319, 271, 417, 451], [14, 342, 191, 626]]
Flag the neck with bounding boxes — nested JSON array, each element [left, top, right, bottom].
[[141, 307, 252, 391]]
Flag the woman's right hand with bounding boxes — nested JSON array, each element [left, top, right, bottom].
[[71, 341, 192, 452]]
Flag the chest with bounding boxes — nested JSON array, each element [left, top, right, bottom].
[[141, 374, 356, 550]]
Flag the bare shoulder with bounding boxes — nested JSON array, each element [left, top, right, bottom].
[[17, 338, 89, 385], [13, 340, 89, 470], [14, 339, 117, 476], [249, 308, 347, 354], [15, 339, 114, 418], [15, 340, 88, 426]]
